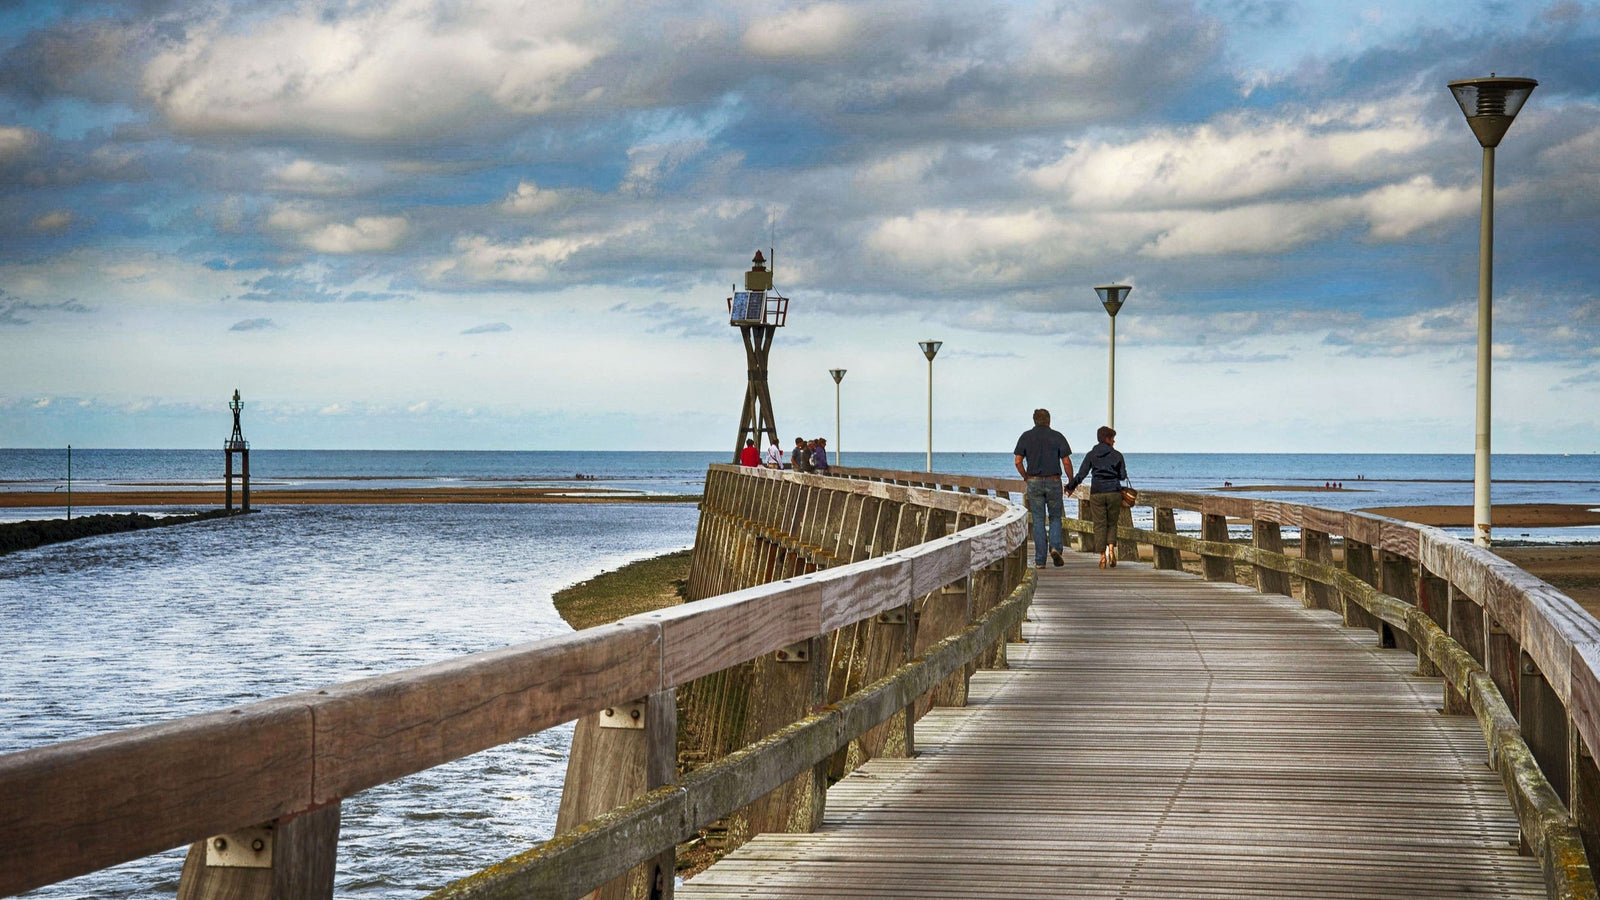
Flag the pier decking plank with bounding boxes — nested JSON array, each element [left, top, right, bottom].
[[680, 553, 1544, 898]]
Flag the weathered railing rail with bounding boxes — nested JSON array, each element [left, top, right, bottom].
[[0, 465, 1028, 900]]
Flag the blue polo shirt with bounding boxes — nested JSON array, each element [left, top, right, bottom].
[[1014, 425, 1071, 477]]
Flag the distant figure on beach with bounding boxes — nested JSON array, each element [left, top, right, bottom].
[[1067, 426, 1130, 569], [811, 438, 831, 473], [1013, 408, 1073, 568], [763, 441, 783, 468], [792, 437, 812, 472], [739, 439, 760, 467]]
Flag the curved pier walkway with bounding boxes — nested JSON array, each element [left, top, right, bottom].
[[681, 551, 1543, 898]]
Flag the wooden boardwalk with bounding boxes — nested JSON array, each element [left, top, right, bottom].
[[680, 552, 1544, 899]]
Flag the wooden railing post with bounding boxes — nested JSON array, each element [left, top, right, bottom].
[[1342, 540, 1382, 638], [744, 636, 828, 839], [1520, 652, 1570, 804], [175, 805, 341, 900], [1419, 569, 1465, 709], [918, 509, 969, 712], [1571, 730, 1600, 869], [1301, 529, 1335, 611], [851, 498, 918, 765], [1378, 551, 1417, 653], [1449, 585, 1488, 716], [1251, 519, 1291, 596], [1487, 615, 1521, 717], [552, 689, 677, 900], [1200, 513, 1234, 582], [1153, 507, 1180, 571], [1116, 504, 1138, 566]]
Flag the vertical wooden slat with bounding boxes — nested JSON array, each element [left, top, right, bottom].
[[175, 804, 341, 900], [1153, 507, 1180, 571], [1301, 529, 1334, 611], [1379, 551, 1417, 653], [1520, 652, 1570, 804], [1252, 519, 1291, 596], [1201, 513, 1234, 583], [1342, 540, 1381, 638]]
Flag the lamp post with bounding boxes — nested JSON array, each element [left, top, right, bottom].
[[1094, 284, 1132, 429], [1449, 75, 1537, 547], [918, 341, 942, 472], [829, 368, 846, 466]]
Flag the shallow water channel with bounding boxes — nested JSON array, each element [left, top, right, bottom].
[[0, 502, 699, 898]]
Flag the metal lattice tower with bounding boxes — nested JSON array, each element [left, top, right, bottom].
[[728, 251, 789, 462]]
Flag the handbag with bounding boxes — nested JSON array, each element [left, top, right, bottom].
[[1120, 485, 1138, 507]]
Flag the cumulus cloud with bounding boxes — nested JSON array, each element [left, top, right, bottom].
[[31, 210, 75, 232], [1032, 100, 1442, 209], [501, 180, 567, 214], [461, 321, 511, 334], [0, 126, 39, 162], [742, 3, 862, 59], [141, 0, 606, 139], [229, 317, 276, 331], [271, 160, 355, 195], [266, 206, 409, 253]]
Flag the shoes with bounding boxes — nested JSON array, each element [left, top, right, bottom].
[[1107, 545, 1118, 568], [1034, 559, 1047, 568], [1098, 552, 1107, 569], [1051, 549, 1064, 567]]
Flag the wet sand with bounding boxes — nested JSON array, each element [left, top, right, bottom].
[[1358, 503, 1600, 528], [0, 487, 699, 507]]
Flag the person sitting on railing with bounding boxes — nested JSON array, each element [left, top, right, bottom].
[[740, 439, 760, 467], [1013, 408, 1073, 568], [1066, 425, 1130, 569]]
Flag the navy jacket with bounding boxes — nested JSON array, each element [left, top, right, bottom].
[[1068, 442, 1127, 495]]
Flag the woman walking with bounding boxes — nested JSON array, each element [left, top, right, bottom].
[[1066, 426, 1130, 568]]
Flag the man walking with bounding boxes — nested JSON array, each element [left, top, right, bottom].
[[1013, 408, 1073, 567]]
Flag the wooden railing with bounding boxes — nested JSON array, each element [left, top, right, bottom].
[[838, 464, 1600, 899], [0, 465, 1029, 900]]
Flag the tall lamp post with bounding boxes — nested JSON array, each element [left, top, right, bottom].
[[1095, 284, 1132, 429], [919, 340, 942, 472], [1449, 75, 1537, 547], [829, 368, 846, 465]]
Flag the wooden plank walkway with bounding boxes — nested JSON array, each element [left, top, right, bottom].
[[680, 552, 1545, 898]]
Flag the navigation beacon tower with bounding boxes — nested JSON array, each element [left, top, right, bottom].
[[224, 388, 251, 513], [728, 250, 789, 462]]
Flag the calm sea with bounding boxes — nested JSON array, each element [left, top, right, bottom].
[[3, 449, 1599, 897]]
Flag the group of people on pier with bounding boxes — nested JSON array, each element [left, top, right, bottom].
[[738, 436, 829, 473], [1014, 408, 1129, 570]]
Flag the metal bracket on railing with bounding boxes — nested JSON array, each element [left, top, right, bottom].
[[775, 642, 810, 663], [204, 825, 274, 868], [599, 700, 646, 729], [876, 609, 907, 625]]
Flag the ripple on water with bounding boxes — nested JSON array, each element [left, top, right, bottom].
[[0, 502, 697, 898]]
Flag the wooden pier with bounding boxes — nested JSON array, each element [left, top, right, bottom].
[[4, 463, 1599, 899], [683, 552, 1543, 898]]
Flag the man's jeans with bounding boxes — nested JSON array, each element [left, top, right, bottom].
[[1025, 477, 1064, 564]]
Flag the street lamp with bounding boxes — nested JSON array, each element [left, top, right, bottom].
[[829, 368, 846, 465], [1449, 75, 1537, 547], [1095, 284, 1132, 429], [918, 341, 942, 472]]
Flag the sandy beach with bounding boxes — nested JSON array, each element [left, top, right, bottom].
[[0, 487, 698, 507], [1358, 503, 1600, 528]]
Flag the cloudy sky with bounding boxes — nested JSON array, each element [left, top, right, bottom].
[[1, 0, 1597, 453]]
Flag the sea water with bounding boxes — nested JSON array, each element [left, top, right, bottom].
[[3, 449, 1599, 896]]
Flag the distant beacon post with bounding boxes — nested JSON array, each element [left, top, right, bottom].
[[728, 250, 789, 462], [224, 389, 251, 513]]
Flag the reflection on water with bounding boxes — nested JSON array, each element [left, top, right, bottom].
[[0, 503, 698, 898]]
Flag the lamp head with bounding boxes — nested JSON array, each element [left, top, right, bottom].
[[829, 368, 846, 383], [918, 340, 942, 361], [1095, 284, 1132, 317], [1448, 76, 1537, 148], [229, 389, 243, 411]]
